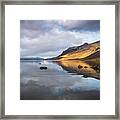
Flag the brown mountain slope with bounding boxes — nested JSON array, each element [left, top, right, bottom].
[[56, 41, 100, 60]]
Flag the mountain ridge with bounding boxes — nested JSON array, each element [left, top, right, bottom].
[[47, 40, 100, 60]]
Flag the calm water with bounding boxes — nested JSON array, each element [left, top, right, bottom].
[[20, 60, 100, 100]]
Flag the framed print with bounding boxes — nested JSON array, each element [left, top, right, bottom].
[[0, 0, 119, 119]]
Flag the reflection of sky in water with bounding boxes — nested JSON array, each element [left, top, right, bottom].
[[21, 60, 68, 77], [51, 77, 99, 97], [20, 61, 100, 100], [70, 77, 99, 91]]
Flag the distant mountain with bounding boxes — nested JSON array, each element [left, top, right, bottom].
[[48, 41, 100, 60], [20, 57, 44, 60]]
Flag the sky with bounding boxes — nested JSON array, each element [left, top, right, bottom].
[[20, 20, 100, 58]]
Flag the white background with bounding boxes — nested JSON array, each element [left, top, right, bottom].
[[5, 5, 115, 115]]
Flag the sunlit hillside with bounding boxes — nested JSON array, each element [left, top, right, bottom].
[[55, 41, 100, 60]]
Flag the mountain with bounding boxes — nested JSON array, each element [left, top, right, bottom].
[[20, 57, 44, 60], [49, 41, 100, 60]]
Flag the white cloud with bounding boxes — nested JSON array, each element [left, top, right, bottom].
[[21, 29, 99, 58]]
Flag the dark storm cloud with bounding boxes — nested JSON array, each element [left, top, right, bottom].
[[62, 20, 100, 31], [20, 20, 58, 31], [20, 20, 99, 38], [20, 20, 61, 38]]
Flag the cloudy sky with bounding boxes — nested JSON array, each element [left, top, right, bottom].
[[20, 20, 100, 58]]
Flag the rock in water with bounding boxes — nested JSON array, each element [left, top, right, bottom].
[[40, 67, 47, 70]]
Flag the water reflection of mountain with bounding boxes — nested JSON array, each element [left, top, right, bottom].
[[55, 60, 100, 79]]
